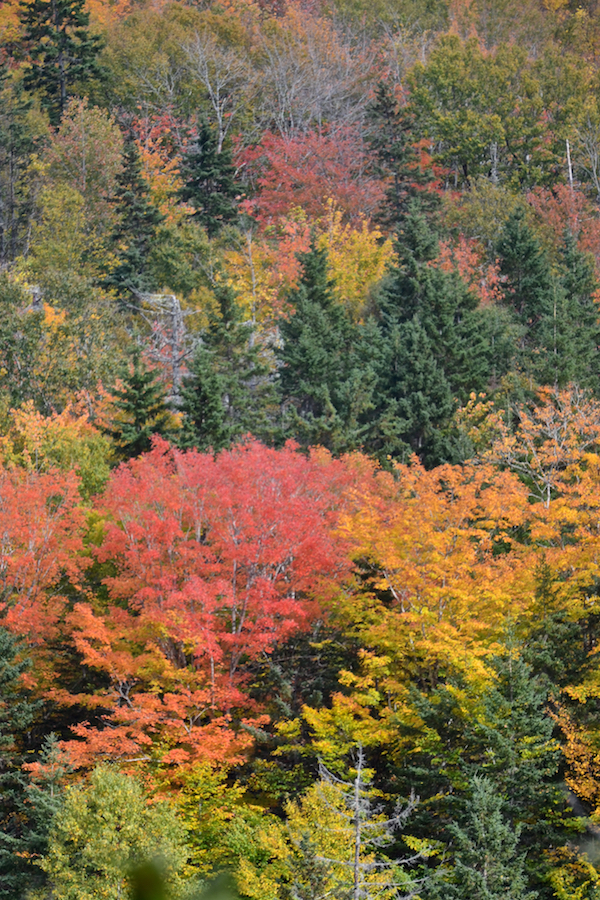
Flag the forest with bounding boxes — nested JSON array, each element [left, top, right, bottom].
[[5, 0, 600, 897]]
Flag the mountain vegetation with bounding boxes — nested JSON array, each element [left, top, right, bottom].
[[4, 0, 600, 897]]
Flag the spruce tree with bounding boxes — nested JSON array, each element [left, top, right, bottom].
[[104, 139, 164, 307], [536, 234, 600, 391], [19, 0, 103, 125], [369, 203, 492, 464], [0, 628, 42, 900], [278, 240, 375, 454], [367, 81, 438, 231], [496, 207, 553, 376], [431, 776, 537, 900], [107, 346, 171, 460], [179, 119, 238, 237], [179, 282, 274, 452], [0, 65, 35, 264]]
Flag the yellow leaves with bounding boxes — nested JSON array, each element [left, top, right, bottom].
[[316, 203, 395, 321], [137, 138, 187, 225]]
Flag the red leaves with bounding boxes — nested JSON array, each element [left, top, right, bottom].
[[238, 128, 385, 224], [56, 438, 354, 768], [0, 467, 85, 642]]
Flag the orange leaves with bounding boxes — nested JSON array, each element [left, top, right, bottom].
[[0, 465, 86, 643], [340, 458, 529, 684]]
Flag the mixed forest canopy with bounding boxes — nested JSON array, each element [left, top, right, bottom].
[[5, 0, 600, 897]]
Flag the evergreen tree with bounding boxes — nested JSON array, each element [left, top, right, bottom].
[[367, 81, 438, 231], [535, 234, 600, 390], [107, 346, 171, 460], [369, 204, 492, 464], [0, 65, 35, 264], [283, 833, 333, 900], [19, 0, 103, 125], [105, 139, 164, 307], [279, 240, 376, 454], [179, 119, 238, 237], [496, 207, 553, 372], [431, 776, 537, 900], [0, 734, 71, 899], [0, 627, 42, 900], [179, 282, 275, 452]]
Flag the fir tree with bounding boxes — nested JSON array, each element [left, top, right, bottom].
[[279, 240, 375, 454], [105, 139, 164, 307], [369, 203, 492, 464], [179, 282, 274, 452], [0, 65, 35, 264], [0, 734, 71, 899], [536, 234, 600, 390], [179, 119, 238, 237], [431, 776, 537, 900], [107, 346, 171, 460], [367, 81, 438, 231], [18, 0, 103, 125], [496, 207, 553, 376], [0, 627, 42, 900]]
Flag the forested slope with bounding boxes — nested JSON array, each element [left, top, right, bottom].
[[3, 0, 600, 897]]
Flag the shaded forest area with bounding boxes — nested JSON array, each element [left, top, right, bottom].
[[4, 0, 600, 897]]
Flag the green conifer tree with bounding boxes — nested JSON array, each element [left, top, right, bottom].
[[179, 282, 274, 452], [536, 234, 600, 390], [496, 207, 553, 373], [367, 81, 438, 231], [278, 240, 376, 453], [0, 65, 35, 264], [19, 0, 103, 125], [104, 139, 164, 307], [179, 119, 238, 237], [0, 627, 43, 900], [369, 203, 492, 463], [431, 776, 537, 900], [107, 346, 171, 460]]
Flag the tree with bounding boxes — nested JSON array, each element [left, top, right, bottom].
[[0, 733, 71, 900], [179, 281, 275, 452], [370, 203, 493, 463], [285, 748, 423, 900], [0, 63, 37, 265], [107, 346, 171, 460], [431, 776, 537, 900], [58, 439, 355, 769], [495, 206, 552, 370], [19, 0, 103, 125], [39, 767, 190, 899], [179, 118, 238, 237], [279, 240, 375, 453], [104, 139, 164, 306], [367, 80, 438, 231], [535, 234, 600, 391]]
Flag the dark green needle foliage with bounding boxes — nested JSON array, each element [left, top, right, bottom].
[[369, 202, 493, 464], [0, 65, 36, 264], [179, 282, 275, 452], [105, 139, 164, 307], [367, 80, 438, 230], [535, 234, 600, 391], [282, 833, 333, 900], [431, 776, 537, 900], [18, 0, 103, 124], [179, 119, 238, 237], [279, 239, 375, 454], [0, 627, 44, 900], [495, 207, 552, 375], [107, 346, 171, 460]]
